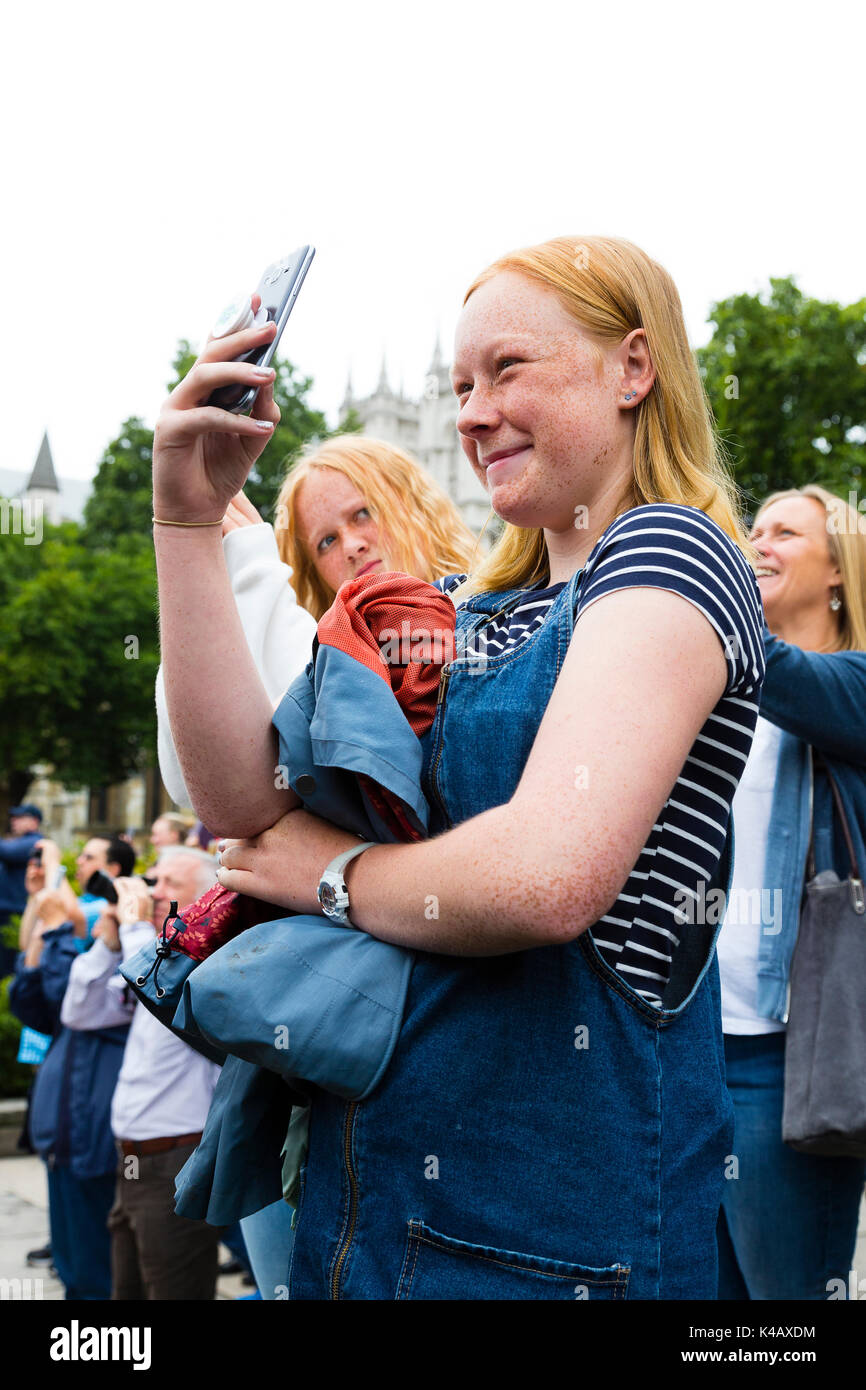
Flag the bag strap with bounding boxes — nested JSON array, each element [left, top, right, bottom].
[[808, 748, 865, 911]]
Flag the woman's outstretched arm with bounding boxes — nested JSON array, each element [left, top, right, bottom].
[[152, 306, 299, 836]]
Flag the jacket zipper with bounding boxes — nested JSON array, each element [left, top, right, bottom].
[[330, 1101, 359, 1299]]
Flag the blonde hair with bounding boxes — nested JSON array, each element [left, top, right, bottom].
[[275, 435, 478, 620], [753, 485, 866, 651], [456, 235, 756, 597]]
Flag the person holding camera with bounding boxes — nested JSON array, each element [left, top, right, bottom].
[[61, 848, 224, 1299], [8, 865, 136, 1299]]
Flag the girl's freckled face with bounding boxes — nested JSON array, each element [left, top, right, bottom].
[[452, 271, 627, 533], [294, 469, 390, 592]]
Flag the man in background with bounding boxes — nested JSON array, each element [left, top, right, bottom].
[[0, 804, 44, 932]]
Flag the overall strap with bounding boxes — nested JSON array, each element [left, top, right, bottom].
[[453, 589, 538, 656], [565, 567, 585, 639]]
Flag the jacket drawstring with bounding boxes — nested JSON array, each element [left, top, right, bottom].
[[135, 900, 185, 998]]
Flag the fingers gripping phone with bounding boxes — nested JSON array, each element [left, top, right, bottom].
[[207, 245, 315, 414]]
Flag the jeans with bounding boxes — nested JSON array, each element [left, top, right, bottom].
[[718, 1031, 866, 1299], [240, 1199, 295, 1299], [46, 1162, 115, 1299]]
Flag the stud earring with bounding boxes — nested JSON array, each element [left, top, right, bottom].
[[830, 587, 842, 612], [624, 392, 635, 402]]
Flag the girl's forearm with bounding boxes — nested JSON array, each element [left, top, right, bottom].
[[154, 525, 297, 835], [341, 801, 601, 954]]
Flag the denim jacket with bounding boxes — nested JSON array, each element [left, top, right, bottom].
[[756, 620, 866, 1021]]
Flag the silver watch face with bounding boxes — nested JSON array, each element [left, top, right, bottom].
[[319, 883, 339, 914]]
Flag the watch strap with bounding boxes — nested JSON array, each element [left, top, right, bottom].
[[326, 842, 378, 880], [318, 841, 377, 925]]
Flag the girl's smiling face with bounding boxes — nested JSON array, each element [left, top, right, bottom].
[[451, 270, 650, 536]]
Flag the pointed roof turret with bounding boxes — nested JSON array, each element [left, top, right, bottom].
[[376, 353, 391, 396], [27, 432, 59, 492], [341, 364, 354, 408], [428, 329, 443, 373]]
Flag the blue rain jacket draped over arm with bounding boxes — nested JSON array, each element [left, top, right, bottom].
[[120, 645, 432, 1222]]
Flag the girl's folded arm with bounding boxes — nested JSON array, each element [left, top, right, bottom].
[[344, 586, 730, 953]]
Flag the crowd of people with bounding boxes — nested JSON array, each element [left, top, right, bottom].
[[6, 820, 238, 1297], [5, 232, 866, 1300]]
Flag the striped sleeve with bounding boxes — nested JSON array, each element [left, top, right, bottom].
[[576, 505, 765, 698], [432, 573, 468, 604]]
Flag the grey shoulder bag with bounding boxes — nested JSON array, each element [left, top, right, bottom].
[[782, 748, 866, 1156]]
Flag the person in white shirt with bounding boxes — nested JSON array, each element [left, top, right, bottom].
[[62, 847, 221, 1300]]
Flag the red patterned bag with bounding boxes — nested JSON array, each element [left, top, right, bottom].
[[166, 884, 287, 963]]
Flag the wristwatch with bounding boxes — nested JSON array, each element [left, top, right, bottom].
[[317, 842, 377, 926]]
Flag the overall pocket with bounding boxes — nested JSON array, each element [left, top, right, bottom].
[[396, 1220, 630, 1300]]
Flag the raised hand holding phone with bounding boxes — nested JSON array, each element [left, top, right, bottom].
[[152, 298, 280, 525], [152, 247, 314, 526], [154, 248, 315, 838]]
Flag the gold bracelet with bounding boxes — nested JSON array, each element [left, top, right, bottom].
[[152, 516, 225, 527]]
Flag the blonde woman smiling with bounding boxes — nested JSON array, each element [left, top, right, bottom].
[[717, 485, 866, 1300]]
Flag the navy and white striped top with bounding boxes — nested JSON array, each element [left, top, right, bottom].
[[436, 504, 766, 1006]]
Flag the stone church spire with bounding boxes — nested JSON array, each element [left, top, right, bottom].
[[26, 432, 59, 493], [24, 431, 61, 525]]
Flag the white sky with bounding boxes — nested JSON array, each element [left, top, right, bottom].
[[3, 0, 864, 483]]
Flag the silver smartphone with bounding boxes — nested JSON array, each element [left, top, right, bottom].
[[207, 245, 315, 414]]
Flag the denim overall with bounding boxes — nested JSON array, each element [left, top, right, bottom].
[[289, 569, 735, 1300]]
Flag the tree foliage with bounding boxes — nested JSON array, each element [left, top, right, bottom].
[[697, 277, 866, 513], [81, 416, 156, 547], [0, 521, 159, 812], [2, 340, 351, 812]]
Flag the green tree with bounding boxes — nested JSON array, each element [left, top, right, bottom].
[[81, 416, 156, 547], [0, 521, 159, 817], [169, 341, 330, 520], [3, 339, 347, 817], [698, 278, 866, 513]]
